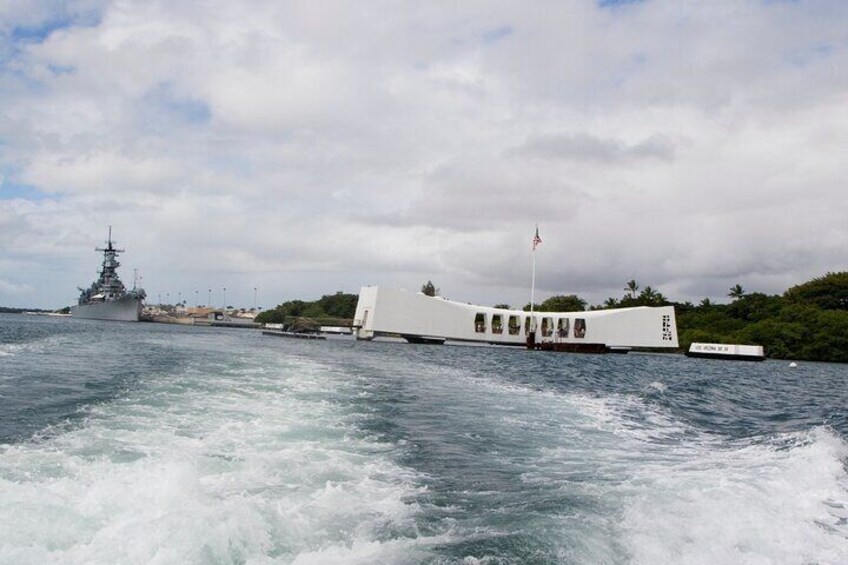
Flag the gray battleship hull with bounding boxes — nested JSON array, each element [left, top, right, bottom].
[[71, 295, 142, 322]]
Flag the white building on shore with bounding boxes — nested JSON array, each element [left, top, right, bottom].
[[353, 286, 678, 351]]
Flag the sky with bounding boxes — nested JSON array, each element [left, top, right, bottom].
[[1, 0, 847, 310]]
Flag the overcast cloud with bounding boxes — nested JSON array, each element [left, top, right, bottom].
[[1, 0, 846, 309]]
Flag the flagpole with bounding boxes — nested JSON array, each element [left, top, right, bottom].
[[530, 248, 536, 318], [529, 225, 540, 334]]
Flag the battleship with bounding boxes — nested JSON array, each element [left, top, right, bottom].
[[71, 228, 146, 322]]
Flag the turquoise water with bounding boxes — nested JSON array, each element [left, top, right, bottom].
[[1, 313, 847, 563]]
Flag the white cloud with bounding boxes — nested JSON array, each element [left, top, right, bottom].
[[0, 279, 34, 295], [1, 0, 847, 309]]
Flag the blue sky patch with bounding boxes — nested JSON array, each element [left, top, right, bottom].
[[784, 43, 834, 67], [482, 26, 514, 44], [11, 15, 74, 44], [7, 6, 102, 50], [0, 181, 51, 201], [599, 0, 644, 7], [167, 95, 211, 124], [138, 82, 211, 129], [47, 63, 75, 76], [2, 7, 101, 73]]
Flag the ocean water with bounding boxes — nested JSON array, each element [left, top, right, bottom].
[[1, 313, 847, 564]]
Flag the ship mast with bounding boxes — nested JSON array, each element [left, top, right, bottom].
[[96, 225, 125, 255], [94, 226, 126, 298]]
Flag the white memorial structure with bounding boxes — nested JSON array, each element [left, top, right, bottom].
[[353, 286, 679, 351]]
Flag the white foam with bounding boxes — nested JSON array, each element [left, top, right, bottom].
[[448, 368, 848, 563], [0, 342, 26, 357], [647, 380, 667, 393], [0, 334, 67, 358], [619, 427, 848, 564], [0, 353, 430, 564]]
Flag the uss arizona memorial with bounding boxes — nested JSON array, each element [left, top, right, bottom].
[[353, 286, 679, 351]]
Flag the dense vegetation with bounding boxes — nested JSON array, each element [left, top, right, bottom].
[[673, 273, 848, 363], [255, 292, 358, 325], [530, 272, 848, 363], [523, 295, 588, 313]]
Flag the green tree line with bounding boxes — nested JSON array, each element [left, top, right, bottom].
[[255, 292, 358, 325], [673, 273, 848, 362], [521, 272, 848, 363]]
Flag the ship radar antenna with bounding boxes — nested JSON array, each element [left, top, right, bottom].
[[96, 226, 124, 254]]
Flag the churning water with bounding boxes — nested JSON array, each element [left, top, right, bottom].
[[1, 313, 847, 564]]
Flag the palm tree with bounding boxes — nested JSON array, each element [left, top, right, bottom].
[[603, 297, 619, 309], [624, 279, 639, 299], [700, 297, 713, 307], [421, 280, 439, 296], [728, 284, 746, 300], [639, 286, 658, 304]]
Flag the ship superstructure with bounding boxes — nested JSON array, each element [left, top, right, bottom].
[[71, 228, 146, 322]]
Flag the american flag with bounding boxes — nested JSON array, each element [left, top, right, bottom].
[[532, 226, 542, 250]]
